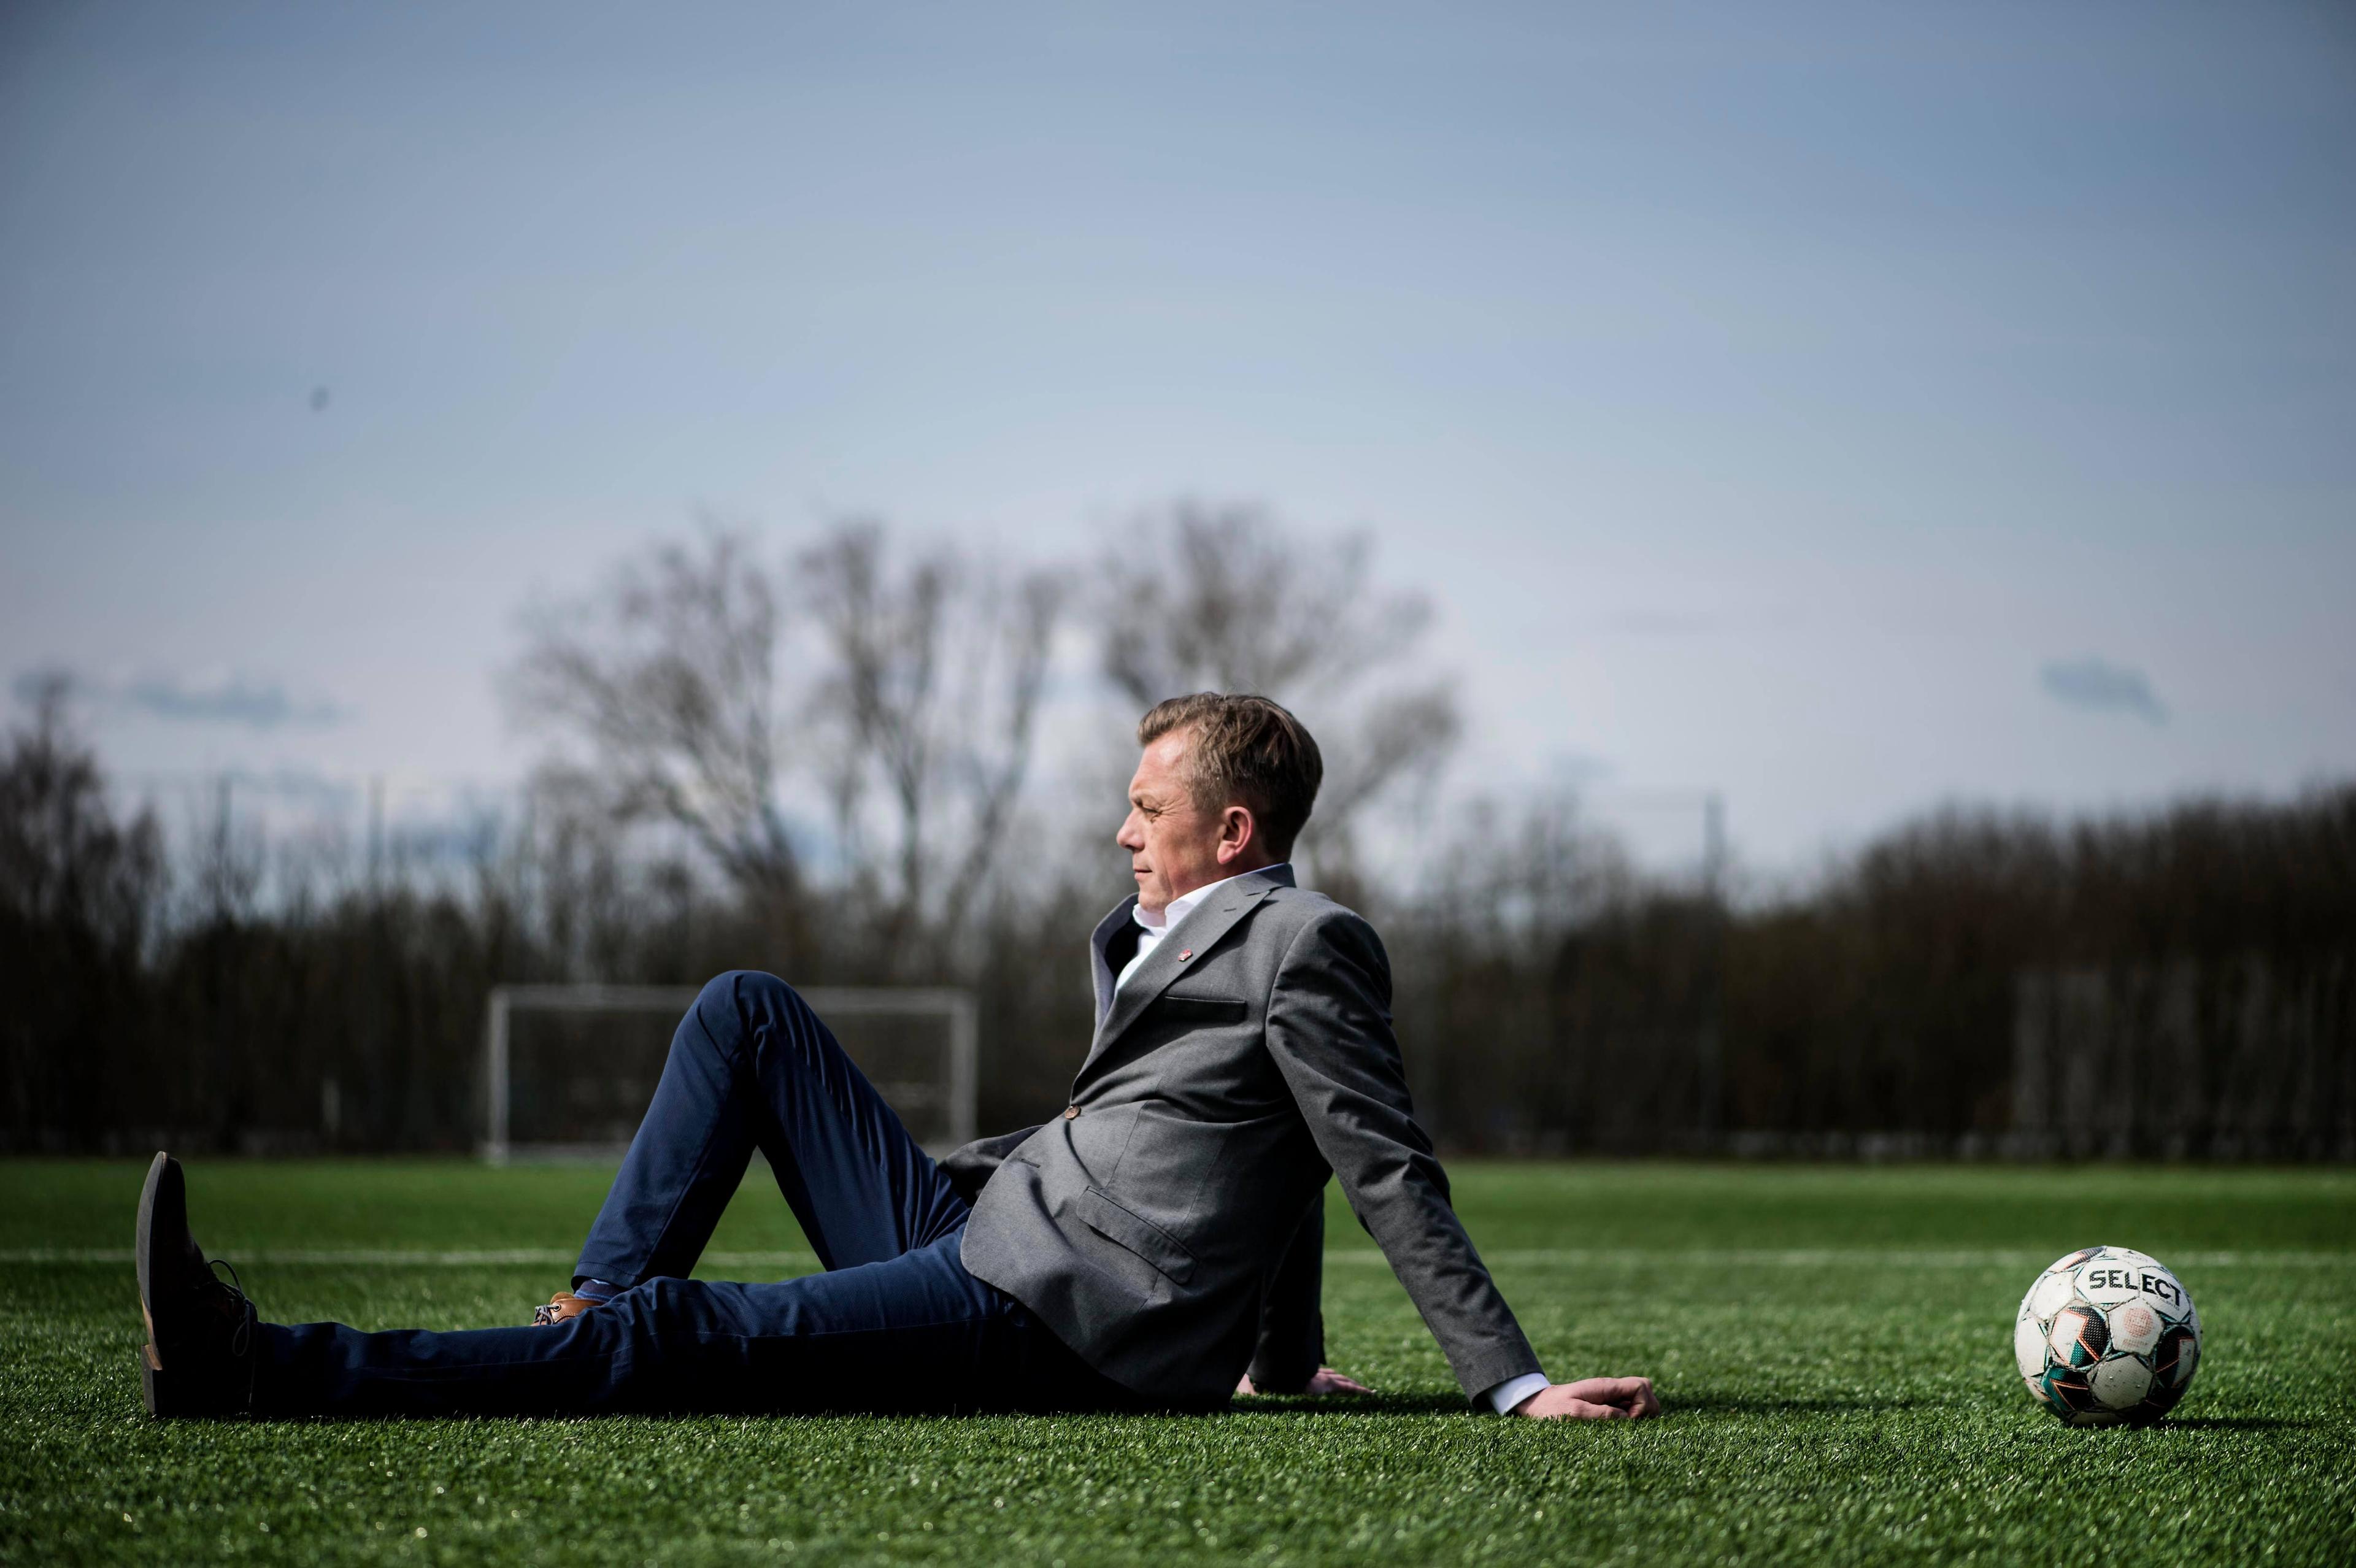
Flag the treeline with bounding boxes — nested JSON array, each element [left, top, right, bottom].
[[5, 685, 2349, 1158], [1382, 795, 2354, 1159]]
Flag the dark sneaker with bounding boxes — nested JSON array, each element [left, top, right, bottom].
[[135, 1153, 260, 1417]]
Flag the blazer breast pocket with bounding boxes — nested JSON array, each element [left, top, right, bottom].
[[1077, 1185, 1196, 1285], [1151, 991, 1249, 1026]]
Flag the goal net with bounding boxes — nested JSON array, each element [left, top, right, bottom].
[[481, 983, 978, 1163]]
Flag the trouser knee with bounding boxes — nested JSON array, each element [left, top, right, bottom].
[[691, 970, 823, 1071], [696, 967, 797, 1012]]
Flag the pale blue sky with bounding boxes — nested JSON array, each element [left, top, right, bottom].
[[3, 1, 2350, 874]]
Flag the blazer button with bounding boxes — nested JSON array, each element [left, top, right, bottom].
[[1063, 1105, 1080, 1120]]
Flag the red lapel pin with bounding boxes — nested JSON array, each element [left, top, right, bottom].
[[1177, 949, 1193, 961]]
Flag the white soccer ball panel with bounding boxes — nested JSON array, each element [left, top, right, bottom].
[[2106, 1298, 2163, 1355], [2014, 1315, 2049, 1379], [2139, 1267, 2192, 1319], [2028, 1269, 2077, 1320], [2088, 1356, 2154, 1410]]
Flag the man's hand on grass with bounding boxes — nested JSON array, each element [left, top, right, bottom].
[[1509, 1377, 1660, 1420], [1235, 1366, 1374, 1397]]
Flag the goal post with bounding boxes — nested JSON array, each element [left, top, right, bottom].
[[481, 983, 978, 1163]]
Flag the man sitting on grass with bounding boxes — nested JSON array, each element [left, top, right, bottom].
[[135, 693, 1660, 1424]]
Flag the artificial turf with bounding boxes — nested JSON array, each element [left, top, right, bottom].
[[3, 1159, 2350, 1565]]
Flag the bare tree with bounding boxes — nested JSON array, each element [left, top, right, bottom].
[[506, 528, 803, 910], [800, 523, 1064, 974], [508, 519, 1064, 977], [0, 671, 164, 938], [1093, 501, 1460, 878]]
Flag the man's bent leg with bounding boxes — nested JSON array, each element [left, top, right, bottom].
[[576, 971, 967, 1289], [255, 1234, 1134, 1417]]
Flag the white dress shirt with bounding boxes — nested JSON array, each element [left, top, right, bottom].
[[1114, 863, 1551, 1415]]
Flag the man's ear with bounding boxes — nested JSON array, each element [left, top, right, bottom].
[[1215, 804, 1257, 865]]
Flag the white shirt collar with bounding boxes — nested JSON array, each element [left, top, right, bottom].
[[1115, 863, 1290, 993], [1133, 863, 1289, 936]]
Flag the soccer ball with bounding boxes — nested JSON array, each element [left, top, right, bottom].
[[2014, 1245, 2201, 1425]]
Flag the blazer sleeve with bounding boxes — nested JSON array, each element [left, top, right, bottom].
[[1246, 1191, 1326, 1392], [937, 1125, 1042, 1208], [1262, 907, 1542, 1402]]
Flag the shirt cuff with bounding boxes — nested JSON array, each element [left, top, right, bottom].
[[1485, 1372, 1550, 1415]]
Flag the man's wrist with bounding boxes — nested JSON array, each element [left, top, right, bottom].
[[1485, 1372, 1550, 1415]]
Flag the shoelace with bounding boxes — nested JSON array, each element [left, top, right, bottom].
[[206, 1257, 257, 1360]]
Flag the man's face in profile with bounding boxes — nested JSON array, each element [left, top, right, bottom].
[[1117, 729, 1225, 917]]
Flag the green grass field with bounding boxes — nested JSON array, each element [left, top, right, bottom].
[[4, 1159, 2350, 1565]]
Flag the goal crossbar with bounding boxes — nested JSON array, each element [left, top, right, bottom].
[[482, 983, 979, 1163]]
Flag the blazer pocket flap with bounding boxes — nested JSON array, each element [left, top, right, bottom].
[[1077, 1186, 1197, 1284], [1152, 991, 1249, 1024]]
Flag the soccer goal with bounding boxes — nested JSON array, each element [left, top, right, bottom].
[[480, 983, 978, 1163]]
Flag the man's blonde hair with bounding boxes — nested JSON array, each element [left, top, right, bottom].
[[1136, 693, 1323, 859]]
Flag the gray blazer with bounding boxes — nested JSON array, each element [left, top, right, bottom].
[[953, 866, 1541, 1409]]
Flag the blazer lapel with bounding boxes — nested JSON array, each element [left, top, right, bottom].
[[1087, 896, 1138, 1031], [1077, 866, 1293, 1080]]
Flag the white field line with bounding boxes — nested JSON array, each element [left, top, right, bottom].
[[5, 1246, 2349, 1268]]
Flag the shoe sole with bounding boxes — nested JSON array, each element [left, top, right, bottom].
[[134, 1151, 178, 1417]]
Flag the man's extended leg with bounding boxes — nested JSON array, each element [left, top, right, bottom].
[[574, 970, 968, 1285], [242, 971, 1076, 1416], [247, 1232, 1131, 1416]]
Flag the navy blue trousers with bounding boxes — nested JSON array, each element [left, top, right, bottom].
[[252, 972, 1135, 1417]]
